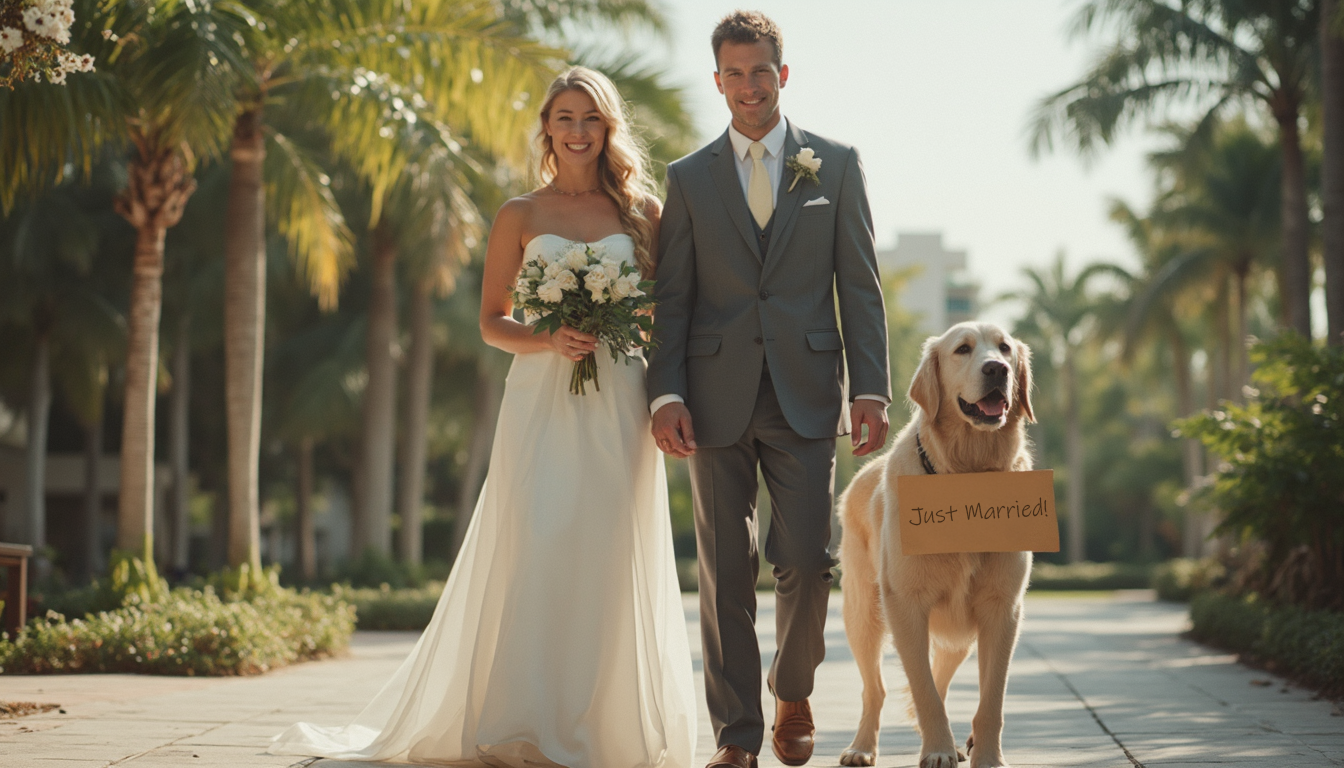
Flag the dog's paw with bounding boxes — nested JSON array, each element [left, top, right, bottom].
[[839, 748, 877, 766], [966, 737, 1010, 768], [919, 752, 960, 768]]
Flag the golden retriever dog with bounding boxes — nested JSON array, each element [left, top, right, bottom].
[[837, 322, 1035, 768]]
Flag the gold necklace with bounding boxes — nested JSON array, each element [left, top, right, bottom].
[[548, 180, 601, 196]]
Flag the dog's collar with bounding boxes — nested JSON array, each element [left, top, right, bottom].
[[915, 431, 937, 475]]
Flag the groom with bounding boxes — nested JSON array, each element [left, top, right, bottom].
[[648, 11, 891, 768]]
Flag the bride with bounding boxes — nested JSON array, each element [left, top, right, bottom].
[[269, 66, 697, 768]]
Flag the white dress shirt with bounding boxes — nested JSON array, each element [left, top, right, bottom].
[[650, 117, 890, 417]]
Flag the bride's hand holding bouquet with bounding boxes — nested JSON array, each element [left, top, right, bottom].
[[511, 239, 657, 395]]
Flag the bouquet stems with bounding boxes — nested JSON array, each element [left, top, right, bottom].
[[570, 352, 600, 395]]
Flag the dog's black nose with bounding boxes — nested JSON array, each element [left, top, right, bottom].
[[982, 360, 1009, 381]]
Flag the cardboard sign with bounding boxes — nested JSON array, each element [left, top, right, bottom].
[[896, 470, 1059, 555]]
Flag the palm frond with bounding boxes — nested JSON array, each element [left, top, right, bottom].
[[285, 0, 561, 162], [265, 130, 355, 309]]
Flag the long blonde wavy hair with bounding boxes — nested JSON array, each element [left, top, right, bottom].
[[536, 66, 659, 279]]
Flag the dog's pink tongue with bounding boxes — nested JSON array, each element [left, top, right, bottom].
[[979, 397, 1005, 417]]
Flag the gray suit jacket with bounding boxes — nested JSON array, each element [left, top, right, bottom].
[[647, 121, 890, 447]]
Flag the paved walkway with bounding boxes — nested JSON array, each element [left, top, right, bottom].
[[0, 592, 1340, 768]]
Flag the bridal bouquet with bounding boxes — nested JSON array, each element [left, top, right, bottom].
[[511, 240, 657, 395]]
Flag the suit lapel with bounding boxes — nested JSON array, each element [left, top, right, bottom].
[[763, 121, 809, 271], [708, 130, 763, 262]]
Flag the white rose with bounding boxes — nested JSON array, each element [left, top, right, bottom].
[[525, 266, 542, 279], [0, 28, 22, 55], [543, 260, 567, 280], [794, 147, 822, 173], [584, 270, 611, 303], [554, 269, 579, 291], [536, 281, 563, 304], [513, 276, 533, 297], [610, 274, 643, 300], [599, 259, 621, 281], [563, 247, 589, 272]]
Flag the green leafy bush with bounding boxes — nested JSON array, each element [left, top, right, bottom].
[[1029, 561, 1154, 590], [1152, 558, 1226, 602], [0, 559, 356, 676], [1190, 592, 1344, 697], [1176, 336, 1344, 610]]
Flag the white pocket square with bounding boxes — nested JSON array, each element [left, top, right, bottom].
[[803, 197, 830, 207]]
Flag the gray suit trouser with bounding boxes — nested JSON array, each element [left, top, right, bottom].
[[690, 365, 837, 754]]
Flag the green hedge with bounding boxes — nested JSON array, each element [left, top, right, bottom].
[[1190, 592, 1344, 697], [1028, 561, 1154, 591], [334, 583, 442, 630], [0, 586, 355, 676]]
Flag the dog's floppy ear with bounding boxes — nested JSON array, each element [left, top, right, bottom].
[[1013, 339, 1035, 423], [908, 336, 942, 420]]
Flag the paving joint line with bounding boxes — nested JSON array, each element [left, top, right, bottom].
[[1020, 640, 1146, 768]]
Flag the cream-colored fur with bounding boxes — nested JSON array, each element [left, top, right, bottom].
[[838, 322, 1035, 768]]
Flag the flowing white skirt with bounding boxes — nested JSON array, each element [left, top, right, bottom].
[[269, 348, 696, 767]]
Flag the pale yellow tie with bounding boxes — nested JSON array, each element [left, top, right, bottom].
[[747, 141, 773, 229]]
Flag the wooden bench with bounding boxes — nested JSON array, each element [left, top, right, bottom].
[[0, 543, 33, 634]]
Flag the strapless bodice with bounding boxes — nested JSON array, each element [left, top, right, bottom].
[[523, 232, 635, 266]]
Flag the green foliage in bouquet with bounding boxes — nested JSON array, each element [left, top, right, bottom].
[[511, 239, 656, 394], [1175, 335, 1344, 610]]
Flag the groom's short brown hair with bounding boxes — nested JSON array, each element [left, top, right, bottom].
[[711, 11, 782, 69]]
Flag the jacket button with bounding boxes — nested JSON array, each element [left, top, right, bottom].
[[759, 290, 770, 300], [754, 336, 763, 345]]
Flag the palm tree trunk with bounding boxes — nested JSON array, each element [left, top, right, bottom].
[[1232, 262, 1249, 401], [1324, 0, 1344, 346], [295, 436, 316, 581], [1216, 279, 1233, 402], [25, 331, 51, 580], [1170, 327, 1206, 558], [1063, 349, 1085, 563], [452, 362, 503, 561], [83, 414, 103, 582], [354, 222, 398, 557], [113, 143, 196, 564], [223, 105, 266, 571], [396, 280, 434, 566], [1273, 94, 1313, 338], [169, 313, 191, 576]]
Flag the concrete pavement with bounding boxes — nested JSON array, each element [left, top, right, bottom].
[[0, 591, 1340, 767]]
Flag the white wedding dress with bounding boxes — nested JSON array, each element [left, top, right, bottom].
[[270, 233, 696, 768]]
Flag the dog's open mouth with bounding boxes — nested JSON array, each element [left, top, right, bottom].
[[958, 390, 1008, 424]]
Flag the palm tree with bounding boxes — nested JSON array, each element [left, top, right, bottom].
[[106, 2, 250, 567], [1029, 0, 1321, 338], [1107, 202, 1213, 555], [1149, 121, 1280, 394], [1325, 0, 1344, 345], [0, 180, 123, 579], [1005, 254, 1125, 562], [215, 0, 567, 571]]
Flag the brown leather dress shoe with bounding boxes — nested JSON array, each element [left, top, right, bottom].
[[706, 744, 758, 768], [772, 696, 816, 766]]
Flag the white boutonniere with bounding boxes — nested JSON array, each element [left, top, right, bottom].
[[786, 148, 822, 192]]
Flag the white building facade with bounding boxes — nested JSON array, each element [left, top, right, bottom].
[[876, 232, 980, 334]]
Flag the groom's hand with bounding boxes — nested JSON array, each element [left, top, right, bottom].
[[652, 403, 697, 458], [850, 399, 890, 457]]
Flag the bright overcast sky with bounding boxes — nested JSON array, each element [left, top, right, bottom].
[[639, 0, 1167, 325]]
